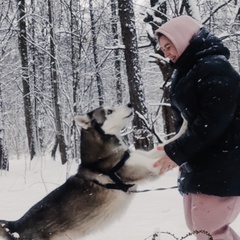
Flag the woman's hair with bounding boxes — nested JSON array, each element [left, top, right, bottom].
[[155, 32, 163, 41]]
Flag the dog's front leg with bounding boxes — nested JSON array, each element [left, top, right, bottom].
[[133, 146, 165, 160], [117, 148, 165, 182]]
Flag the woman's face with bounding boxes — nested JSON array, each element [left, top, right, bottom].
[[159, 35, 179, 63]]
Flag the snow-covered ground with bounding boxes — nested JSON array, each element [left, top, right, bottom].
[[0, 156, 240, 240]]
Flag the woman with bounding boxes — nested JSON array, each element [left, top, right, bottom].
[[153, 15, 240, 239]]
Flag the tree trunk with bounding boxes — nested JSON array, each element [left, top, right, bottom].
[[48, 0, 68, 164], [16, 0, 36, 159], [111, 0, 122, 104], [89, 0, 104, 106], [144, 0, 175, 138], [180, 0, 201, 20], [70, 0, 81, 162], [30, 0, 43, 153], [118, 0, 153, 150], [0, 84, 8, 170]]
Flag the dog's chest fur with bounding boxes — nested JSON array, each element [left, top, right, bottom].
[[80, 127, 127, 173]]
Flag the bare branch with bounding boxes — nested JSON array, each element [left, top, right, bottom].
[[202, 0, 234, 25]]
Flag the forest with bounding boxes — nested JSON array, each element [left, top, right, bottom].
[[0, 0, 239, 170]]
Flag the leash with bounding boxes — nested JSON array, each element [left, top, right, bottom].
[[130, 185, 178, 193], [145, 229, 213, 240], [144, 229, 213, 240]]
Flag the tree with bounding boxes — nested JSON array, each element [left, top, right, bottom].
[[144, 0, 175, 138], [141, 0, 176, 139], [89, 0, 104, 106], [118, 0, 153, 149], [16, 0, 36, 159], [69, 0, 81, 162], [111, 0, 123, 104], [0, 84, 8, 170], [48, 0, 68, 164]]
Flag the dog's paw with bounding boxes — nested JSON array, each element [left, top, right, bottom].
[[146, 146, 165, 159], [150, 164, 162, 176], [141, 149, 165, 176]]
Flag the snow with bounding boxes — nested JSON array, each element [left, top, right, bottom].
[[0, 156, 240, 240]]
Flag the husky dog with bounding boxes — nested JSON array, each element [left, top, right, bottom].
[[0, 104, 187, 240]]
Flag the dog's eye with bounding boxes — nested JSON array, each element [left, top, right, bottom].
[[107, 109, 113, 115]]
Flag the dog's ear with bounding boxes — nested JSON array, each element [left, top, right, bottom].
[[74, 115, 91, 129], [92, 109, 106, 125]]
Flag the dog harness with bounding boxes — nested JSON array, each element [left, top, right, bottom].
[[82, 150, 135, 192]]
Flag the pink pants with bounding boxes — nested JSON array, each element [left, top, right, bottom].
[[183, 194, 240, 240]]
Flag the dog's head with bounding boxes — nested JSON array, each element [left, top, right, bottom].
[[75, 104, 133, 170], [75, 103, 133, 135]]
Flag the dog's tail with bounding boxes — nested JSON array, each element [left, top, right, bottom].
[[0, 221, 18, 240]]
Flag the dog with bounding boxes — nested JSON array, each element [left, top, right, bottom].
[[0, 103, 187, 240]]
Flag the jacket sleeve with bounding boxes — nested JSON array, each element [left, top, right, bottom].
[[164, 62, 240, 166], [171, 106, 183, 133]]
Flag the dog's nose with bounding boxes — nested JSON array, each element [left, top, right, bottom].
[[127, 103, 132, 108]]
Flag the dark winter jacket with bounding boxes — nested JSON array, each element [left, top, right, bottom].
[[164, 27, 240, 196]]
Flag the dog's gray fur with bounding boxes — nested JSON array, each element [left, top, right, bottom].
[[0, 104, 187, 240]]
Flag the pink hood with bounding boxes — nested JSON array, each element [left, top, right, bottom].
[[155, 15, 201, 57]]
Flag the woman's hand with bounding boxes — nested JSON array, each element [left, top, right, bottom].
[[153, 145, 178, 175]]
